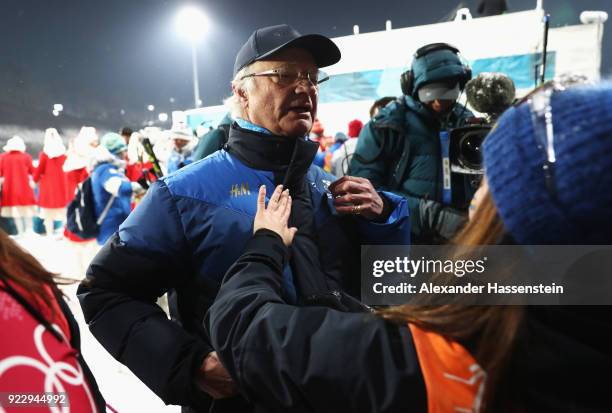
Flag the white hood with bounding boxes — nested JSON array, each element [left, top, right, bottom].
[[43, 128, 66, 158], [89, 145, 125, 171], [3, 136, 26, 153]]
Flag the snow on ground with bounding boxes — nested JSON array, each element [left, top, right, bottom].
[[15, 233, 180, 413]]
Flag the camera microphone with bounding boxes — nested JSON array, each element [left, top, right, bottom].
[[448, 73, 514, 177], [466, 72, 516, 118]]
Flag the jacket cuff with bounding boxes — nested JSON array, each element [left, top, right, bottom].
[[250, 229, 289, 268], [188, 344, 215, 408], [370, 192, 394, 223], [362, 191, 409, 226]]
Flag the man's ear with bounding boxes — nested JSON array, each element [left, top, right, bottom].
[[233, 84, 249, 109]]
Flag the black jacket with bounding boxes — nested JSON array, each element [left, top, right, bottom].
[[349, 97, 475, 244], [207, 229, 427, 413], [209, 230, 612, 412]]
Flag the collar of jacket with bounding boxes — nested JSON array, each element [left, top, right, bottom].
[[405, 95, 449, 129], [370, 95, 438, 133], [93, 158, 126, 171], [407, 95, 471, 129], [219, 112, 233, 127], [225, 122, 318, 179], [373, 95, 468, 133]]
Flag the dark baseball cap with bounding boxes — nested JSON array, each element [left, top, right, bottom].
[[233, 24, 341, 76]]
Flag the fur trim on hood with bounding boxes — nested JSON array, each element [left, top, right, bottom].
[[89, 145, 126, 172]]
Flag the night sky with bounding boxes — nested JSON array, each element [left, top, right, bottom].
[[1, 0, 610, 128]]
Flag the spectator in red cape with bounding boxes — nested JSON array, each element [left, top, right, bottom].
[[0, 136, 36, 237], [125, 132, 157, 185], [0, 152, 13, 235], [63, 126, 98, 242], [33, 128, 69, 237], [64, 127, 98, 202], [62, 127, 100, 278]]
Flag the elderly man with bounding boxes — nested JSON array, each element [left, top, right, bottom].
[[78, 24, 410, 413]]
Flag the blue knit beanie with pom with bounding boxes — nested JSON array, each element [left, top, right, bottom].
[[483, 82, 612, 244]]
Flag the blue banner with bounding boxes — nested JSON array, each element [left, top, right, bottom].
[[319, 52, 556, 104]]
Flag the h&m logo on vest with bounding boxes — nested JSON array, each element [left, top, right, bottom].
[[230, 183, 251, 197]]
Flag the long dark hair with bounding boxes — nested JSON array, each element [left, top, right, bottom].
[[379, 188, 524, 411], [0, 230, 67, 316]]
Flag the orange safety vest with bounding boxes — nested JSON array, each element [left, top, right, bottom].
[[408, 324, 486, 413]]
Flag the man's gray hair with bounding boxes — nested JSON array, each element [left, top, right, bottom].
[[225, 65, 254, 119]]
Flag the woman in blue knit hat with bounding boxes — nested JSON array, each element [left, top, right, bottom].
[[206, 82, 612, 412]]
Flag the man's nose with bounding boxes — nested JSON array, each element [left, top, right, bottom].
[[294, 77, 317, 94]]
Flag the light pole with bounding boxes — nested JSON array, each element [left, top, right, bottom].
[[191, 42, 201, 108], [176, 6, 209, 108]]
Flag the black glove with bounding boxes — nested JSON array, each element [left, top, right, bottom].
[[137, 169, 150, 190], [137, 177, 150, 190]]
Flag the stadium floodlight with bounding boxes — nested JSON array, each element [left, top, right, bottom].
[[176, 5, 209, 108]]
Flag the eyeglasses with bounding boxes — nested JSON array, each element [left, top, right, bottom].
[[241, 66, 329, 87]]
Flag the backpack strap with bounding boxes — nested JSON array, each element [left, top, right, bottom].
[[96, 194, 117, 226]]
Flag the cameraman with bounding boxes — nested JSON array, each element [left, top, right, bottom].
[[350, 43, 474, 243]]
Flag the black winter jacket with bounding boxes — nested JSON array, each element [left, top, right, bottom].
[[208, 229, 427, 413], [209, 230, 612, 413]]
